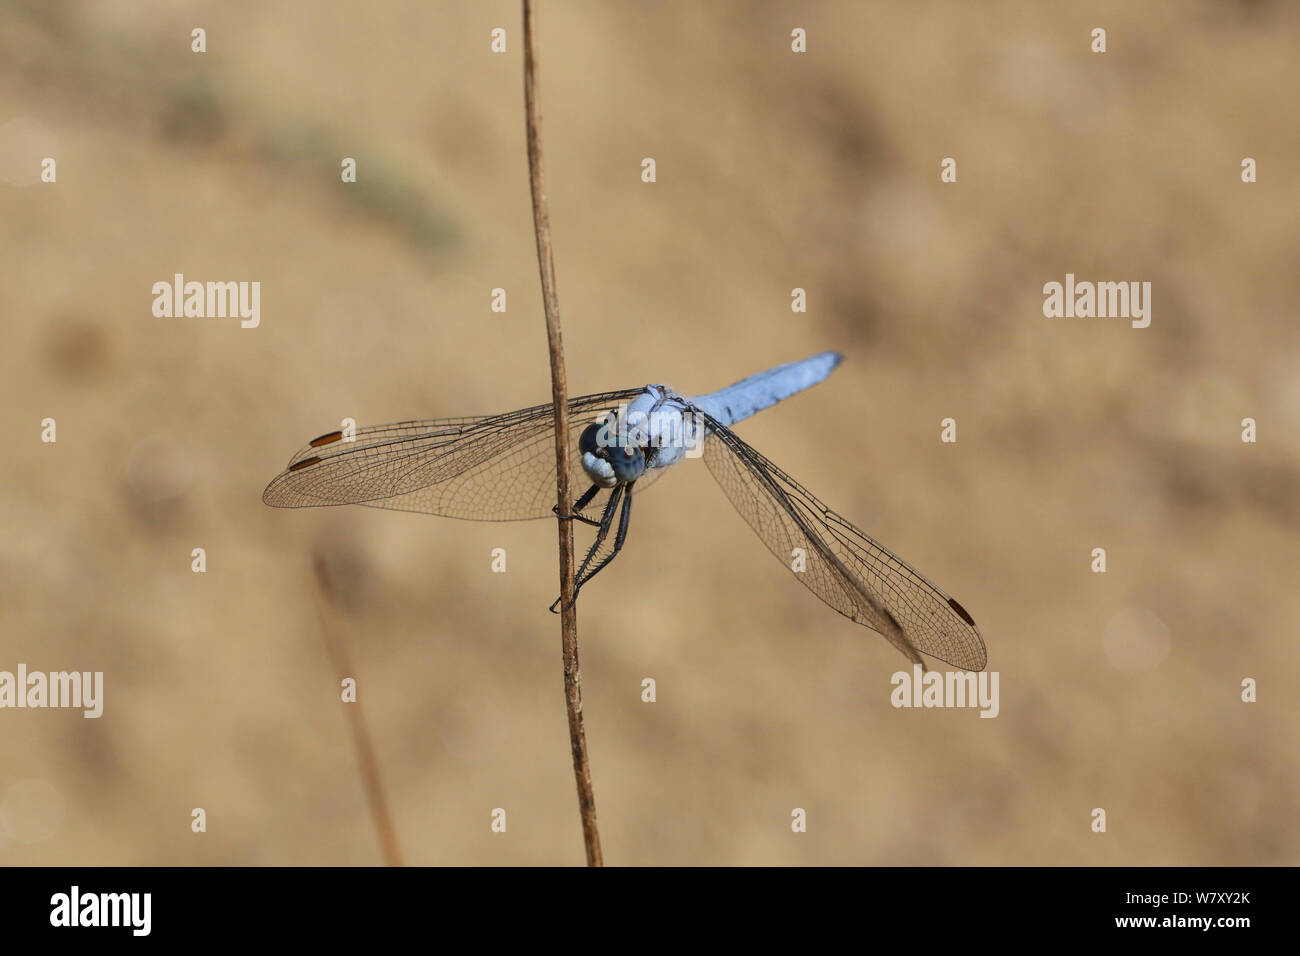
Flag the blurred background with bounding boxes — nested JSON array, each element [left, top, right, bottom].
[[2, 0, 1297, 865]]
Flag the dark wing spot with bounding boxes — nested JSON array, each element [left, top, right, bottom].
[[309, 431, 344, 447], [289, 456, 322, 472], [947, 597, 976, 626]]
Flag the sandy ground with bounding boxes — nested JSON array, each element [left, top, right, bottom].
[[2, 0, 1297, 865]]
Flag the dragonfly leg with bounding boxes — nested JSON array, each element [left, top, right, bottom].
[[552, 483, 603, 527], [549, 482, 633, 612], [550, 484, 621, 613], [568, 482, 635, 606]]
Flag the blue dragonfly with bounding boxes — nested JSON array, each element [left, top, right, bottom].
[[263, 352, 986, 670]]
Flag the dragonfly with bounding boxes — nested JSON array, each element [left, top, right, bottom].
[[263, 352, 986, 670]]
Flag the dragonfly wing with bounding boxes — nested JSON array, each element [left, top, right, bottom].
[[699, 412, 986, 670], [263, 388, 665, 521]]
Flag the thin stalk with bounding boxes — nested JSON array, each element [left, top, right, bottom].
[[312, 554, 403, 867], [522, 0, 603, 867]]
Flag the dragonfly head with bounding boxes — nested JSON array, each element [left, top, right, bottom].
[[579, 420, 646, 487]]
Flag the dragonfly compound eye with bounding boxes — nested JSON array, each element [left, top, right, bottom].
[[609, 442, 645, 482], [578, 422, 603, 456]]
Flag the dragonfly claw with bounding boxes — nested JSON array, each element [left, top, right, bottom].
[[553, 503, 602, 527], [548, 594, 578, 614]]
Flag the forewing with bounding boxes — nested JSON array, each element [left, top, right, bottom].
[[263, 389, 665, 521], [700, 412, 986, 670]]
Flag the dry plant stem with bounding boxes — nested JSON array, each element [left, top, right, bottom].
[[313, 556, 404, 867], [522, 0, 603, 867]]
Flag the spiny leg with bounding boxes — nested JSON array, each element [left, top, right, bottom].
[[552, 482, 603, 527], [550, 483, 622, 613], [574, 481, 634, 593], [549, 482, 634, 613], [551, 482, 635, 613]]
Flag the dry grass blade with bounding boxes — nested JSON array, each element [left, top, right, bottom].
[[522, 0, 603, 866], [312, 554, 404, 867]]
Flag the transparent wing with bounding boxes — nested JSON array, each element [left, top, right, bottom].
[[262, 388, 668, 521], [699, 410, 986, 670]]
